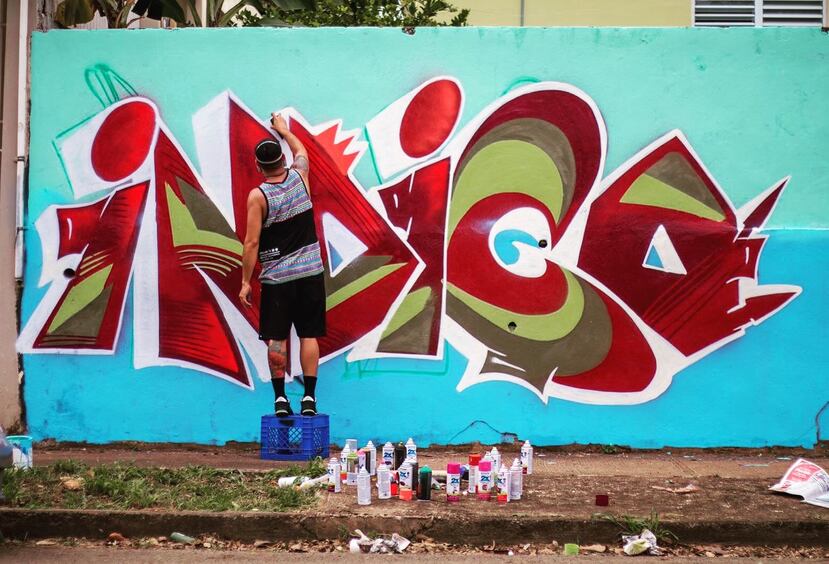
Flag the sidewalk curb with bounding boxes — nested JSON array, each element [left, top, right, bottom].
[[1, 509, 827, 546]]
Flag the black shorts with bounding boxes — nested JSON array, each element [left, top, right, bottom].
[[259, 274, 327, 341]]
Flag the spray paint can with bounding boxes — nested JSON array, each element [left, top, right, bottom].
[[405, 437, 417, 463], [393, 442, 407, 469], [382, 442, 395, 469], [417, 466, 432, 501], [377, 463, 391, 499], [365, 441, 377, 476], [477, 460, 492, 501], [490, 447, 501, 476], [346, 450, 359, 486], [357, 448, 367, 472], [340, 445, 351, 483], [327, 458, 341, 493], [496, 465, 511, 504], [409, 459, 419, 496], [509, 458, 523, 500], [468, 453, 480, 494], [390, 470, 399, 496], [446, 462, 461, 503], [357, 467, 371, 506], [520, 440, 534, 475], [398, 460, 413, 492]]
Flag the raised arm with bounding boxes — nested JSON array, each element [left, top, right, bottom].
[[270, 113, 310, 192]]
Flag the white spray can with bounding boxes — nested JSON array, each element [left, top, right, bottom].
[[357, 467, 371, 505], [377, 463, 391, 499], [496, 465, 511, 503], [405, 437, 417, 463], [509, 458, 523, 500], [327, 458, 342, 493], [398, 460, 413, 491], [381, 442, 395, 469], [490, 447, 501, 476], [520, 440, 533, 475], [340, 444, 351, 482], [365, 441, 377, 476]]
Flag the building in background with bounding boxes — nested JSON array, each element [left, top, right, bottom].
[[450, 0, 827, 27]]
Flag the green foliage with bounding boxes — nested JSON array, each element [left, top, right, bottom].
[[54, 0, 186, 28], [3, 459, 326, 512], [595, 511, 679, 544], [239, 0, 469, 28], [601, 444, 619, 454]]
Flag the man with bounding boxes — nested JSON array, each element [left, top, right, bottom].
[[240, 113, 325, 417]]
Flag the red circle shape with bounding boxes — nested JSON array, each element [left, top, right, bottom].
[[91, 101, 156, 182], [399, 80, 461, 159]]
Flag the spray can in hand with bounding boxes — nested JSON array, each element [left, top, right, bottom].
[[520, 440, 534, 475], [357, 467, 371, 506], [446, 462, 461, 503], [327, 458, 341, 493], [477, 460, 492, 501], [377, 463, 391, 499], [509, 458, 523, 500]]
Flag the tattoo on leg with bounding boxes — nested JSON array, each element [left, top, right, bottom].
[[267, 340, 287, 379]]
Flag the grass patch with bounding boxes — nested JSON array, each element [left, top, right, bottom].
[[1, 458, 326, 512], [595, 511, 679, 544]]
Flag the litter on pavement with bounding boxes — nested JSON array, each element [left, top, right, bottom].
[[349, 529, 411, 554], [622, 529, 662, 556], [769, 458, 829, 509]]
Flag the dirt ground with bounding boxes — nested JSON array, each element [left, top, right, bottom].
[[29, 443, 829, 525]]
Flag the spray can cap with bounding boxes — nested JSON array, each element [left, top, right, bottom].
[[406, 437, 415, 445], [479, 460, 492, 471], [366, 440, 375, 448], [483, 452, 493, 462], [447, 462, 461, 474], [384, 442, 393, 448], [491, 447, 499, 454], [419, 465, 431, 474], [348, 450, 358, 459], [469, 453, 481, 465], [523, 440, 531, 447]]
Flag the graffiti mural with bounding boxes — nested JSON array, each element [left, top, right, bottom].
[[18, 70, 801, 407]]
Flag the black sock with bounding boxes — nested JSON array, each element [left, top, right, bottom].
[[303, 376, 317, 399], [272, 377, 286, 399]]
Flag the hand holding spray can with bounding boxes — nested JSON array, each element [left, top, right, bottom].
[[520, 440, 533, 475], [477, 460, 492, 501], [446, 462, 461, 503]]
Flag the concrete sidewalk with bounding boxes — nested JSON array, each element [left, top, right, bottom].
[[3, 444, 828, 547]]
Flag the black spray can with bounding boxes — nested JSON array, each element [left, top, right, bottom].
[[417, 466, 432, 501], [393, 442, 406, 469]]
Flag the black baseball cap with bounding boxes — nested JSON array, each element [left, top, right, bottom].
[[255, 139, 284, 166]]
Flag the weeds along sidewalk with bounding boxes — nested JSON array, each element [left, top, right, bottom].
[[2, 448, 829, 546]]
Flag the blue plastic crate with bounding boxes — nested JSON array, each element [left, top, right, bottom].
[[260, 414, 330, 461]]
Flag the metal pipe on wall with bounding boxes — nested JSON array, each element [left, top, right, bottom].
[[14, 0, 28, 280]]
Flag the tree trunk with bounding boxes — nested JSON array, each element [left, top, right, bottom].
[[37, 0, 59, 30]]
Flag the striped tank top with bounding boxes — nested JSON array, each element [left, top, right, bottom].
[[257, 169, 324, 284]]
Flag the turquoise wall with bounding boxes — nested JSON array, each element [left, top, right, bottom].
[[20, 28, 829, 447]]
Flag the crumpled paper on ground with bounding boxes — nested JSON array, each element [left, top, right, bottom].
[[622, 529, 662, 556], [770, 458, 829, 509], [349, 529, 411, 554]]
